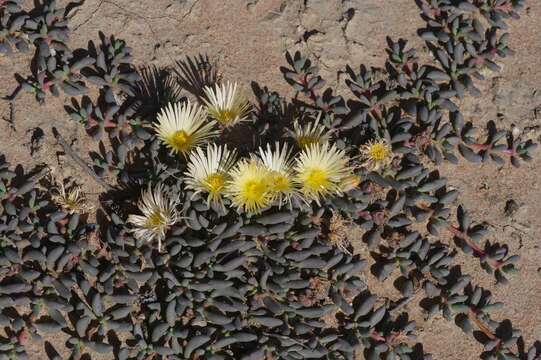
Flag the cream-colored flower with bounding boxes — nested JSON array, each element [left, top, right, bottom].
[[127, 184, 178, 251], [256, 142, 298, 207], [225, 159, 273, 214], [339, 174, 362, 192], [184, 144, 237, 207], [202, 81, 251, 127], [294, 143, 353, 204], [289, 113, 331, 148], [359, 139, 393, 172], [154, 101, 218, 155]]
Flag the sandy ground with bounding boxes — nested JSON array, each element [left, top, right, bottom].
[[0, 0, 540, 359]]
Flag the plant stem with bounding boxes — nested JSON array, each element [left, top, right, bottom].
[[447, 225, 503, 269], [52, 127, 114, 192]]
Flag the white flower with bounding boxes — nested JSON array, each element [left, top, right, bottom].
[[154, 101, 218, 155], [51, 181, 92, 214], [256, 142, 298, 207], [202, 81, 251, 127], [288, 113, 331, 148], [184, 144, 237, 207], [127, 184, 178, 251]]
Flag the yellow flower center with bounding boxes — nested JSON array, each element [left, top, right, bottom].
[[297, 136, 320, 148], [369, 143, 390, 162], [61, 191, 78, 205], [214, 109, 237, 126], [243, 179, 268, 202], [205, 173, 226, 194], [65, 198, 80, 209], [146, 211, 166, 228], [304, 168, 330, 191], [168, 130, 193, 153], [271, 172, 291, 193]]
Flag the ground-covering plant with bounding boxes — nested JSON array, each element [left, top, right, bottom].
[[0, 0, 539, 359]]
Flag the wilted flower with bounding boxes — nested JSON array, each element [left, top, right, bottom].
[[295, 143, 353, 204], [225, 159, 273, 214], [184, 144, 237, 207], [202, 81, 251, 127], [328, 211, 353, 255], [127, 184, 178, 251], [359, 139, 393, 172], [256, 142, 298, 207], [154, 101, 218, 155]]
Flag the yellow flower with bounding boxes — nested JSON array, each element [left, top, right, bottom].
[[202, 81, 251, 127], [184, 144, 237, 207], [154, 101, 218, 155], [289, 113, 331, 149], [256, 142, 298, 207], [360, 139, 393, 172], [294, 143, 353, 204], [225, 159, 273, 214], [127, 184, 178, 251]]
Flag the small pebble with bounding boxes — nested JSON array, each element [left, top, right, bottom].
[[511, 124, 521, 138]]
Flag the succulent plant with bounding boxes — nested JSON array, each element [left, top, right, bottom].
[[0, 0, 539, 359], [0, 1, 29, 55]]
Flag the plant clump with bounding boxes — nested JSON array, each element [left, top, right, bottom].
[[0, 0, 539, 360]]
